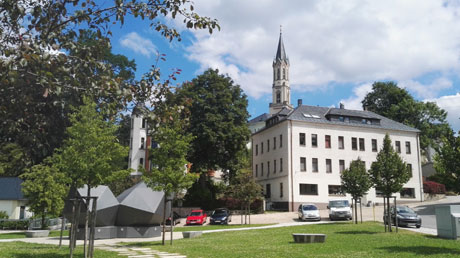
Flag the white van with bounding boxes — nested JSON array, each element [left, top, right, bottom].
[[328, 200, 352, 221]]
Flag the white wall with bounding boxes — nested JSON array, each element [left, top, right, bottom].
[[252, 119, 423, 208], [129, 115, 147, 176], [0, 200, 29, 219]]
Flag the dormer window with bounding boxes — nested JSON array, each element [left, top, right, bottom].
[[339, 116, 344, 122]]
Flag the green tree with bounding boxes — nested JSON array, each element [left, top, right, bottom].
[[0, 143, 30, 176], [369, 134, 411, 232], [432, 135, 460, 193], [362, 81, 452, 151], [20, 161, 67, 229], [341, 158, 372, 224], [0, 0, 219, 177], [173, 69, 251, 181], [143, 105, 196, 245], [227, 167, 262, 225], [53, 98, 130, 254]]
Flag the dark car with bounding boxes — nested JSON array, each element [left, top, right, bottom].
[[166, 211, 181, 226], [210, 208, 232, 225], [384, 206, 421, 228]]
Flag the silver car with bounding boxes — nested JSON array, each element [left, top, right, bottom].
[[298, 204, 321, 221]]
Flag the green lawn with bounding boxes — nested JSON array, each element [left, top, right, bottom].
[[0, 242, 118, 258], [0, 230, 68, 239], [172, 224, 273, 232], [128, 222, 460, 258]]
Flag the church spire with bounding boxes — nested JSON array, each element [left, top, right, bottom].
[[275, 26, 288, 62], [270, 27, 293, 115]]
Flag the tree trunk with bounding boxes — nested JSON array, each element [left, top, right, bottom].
[[354, 198, 358, 224], [248, 203, 251, 225], [162, 197, 167, 245], [41, 213, 46, 230], [387, 197, 392, 232], [170, 197, 173, 246], [84, 186, 91, 258]]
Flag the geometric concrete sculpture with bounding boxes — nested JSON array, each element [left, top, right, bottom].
[[116, 181, 169, 226]]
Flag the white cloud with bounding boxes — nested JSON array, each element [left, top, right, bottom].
[[119, 32, 157, 58], [339, 83, 373, 110], [426, 93, 460, 133], [183, 0, 460, 98], [400, 78, 453, 99]]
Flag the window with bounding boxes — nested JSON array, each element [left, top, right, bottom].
[[140, 137, 145, 149], [261, 142, 264, 154], [339, 160, 345, 173], [407, 164, 413, 178], [312, 134, 318, 147], [130, 137, 133, 149], [338, 136, 344, 149], [276, 91, 281, 103], [267, 161, 270, 176], [328, 185, 344, 196], [274, 159, 277, 173], [266, 184, 271, 198], [361, 119, 367, 124], [280, 134, 283, 148], [359, 138, 365, 151], [312, 158, 318, 172], [339, 116, 344, 122], [300, 157, 307, 172], [261, 163, 264, 177], [255, 164, 258, 177], [325, 135, 331, 148], [400, 188, 415, 198], [372, 139, 377, 152], [352, 137, 357, 150], [406, 141, 411, 154], [255, 144, 258, 156], [280, 183, 283, 198], [283, 68, 286, 79], [395, 141, 401, 153], [277, 68, 280, 80], [273, 137, 276, 150], [280, 158, 283, 172], [151, 139, 157, 148], [141, 118, 146, 128], [326, 159, 332, 173], [139, 158, 144, 167], [345, 117, 350, 123], [267, 139, 270, 152], [299, 133, 306, 146], [376, 188, 384, 197], [300, 184, 318, 195]]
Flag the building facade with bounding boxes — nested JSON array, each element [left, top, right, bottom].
[[252, 32, 423, 211]]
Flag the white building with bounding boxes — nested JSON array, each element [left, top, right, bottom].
[[128, 104, 151, 176], [251, 32, 423, 211]]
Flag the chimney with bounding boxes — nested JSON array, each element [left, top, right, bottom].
[[339, 103, 345, 109], [297, 99, 303, 107]]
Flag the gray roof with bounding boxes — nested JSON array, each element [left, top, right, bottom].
[[275, 32, 288, 63], [287, 105, 420, 133], [0, 177, 25, 200], [249, 113, 271, 124]]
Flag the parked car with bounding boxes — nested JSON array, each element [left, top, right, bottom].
[[186, 209, 207, 225], [165, 211, 181, 226], [210, 208, 232, 225], [328, 200, 352, 221], [298, 204, 321, 221], [384, 205, 421, 228]]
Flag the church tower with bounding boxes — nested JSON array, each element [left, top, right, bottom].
[[269, 28, 293, 114]]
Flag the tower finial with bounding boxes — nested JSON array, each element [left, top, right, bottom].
[[280, 25, 282, 34]]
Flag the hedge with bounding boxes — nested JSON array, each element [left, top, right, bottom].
[[0, 219, 30, 230], [423, 180, 446, 194]]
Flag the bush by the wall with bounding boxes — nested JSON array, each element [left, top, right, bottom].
[[0, 211, 8, 219], [423, 181, 446, 194], [0, 219, 29, 230]]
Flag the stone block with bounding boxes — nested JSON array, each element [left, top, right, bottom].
[[292, 233, 326, 243], [182, 231, 202, 238]]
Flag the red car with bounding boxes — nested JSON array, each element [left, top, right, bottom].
[[186, 209, 207, 225]]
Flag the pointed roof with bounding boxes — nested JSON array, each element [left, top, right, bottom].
[[275, 30, 288, 62]]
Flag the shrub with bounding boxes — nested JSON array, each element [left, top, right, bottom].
[[0, 219, 29, 230], [423, 181, 446, 194], [0, 211, 8, 219]]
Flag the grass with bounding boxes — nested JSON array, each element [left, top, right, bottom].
[[0, 230, 68, 239], [171, 224, 273, 232], [128, 222, 460, 258], [0, 242, 119, 258]]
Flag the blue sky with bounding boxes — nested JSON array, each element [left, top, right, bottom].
[[108, 0, 460, 132]]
